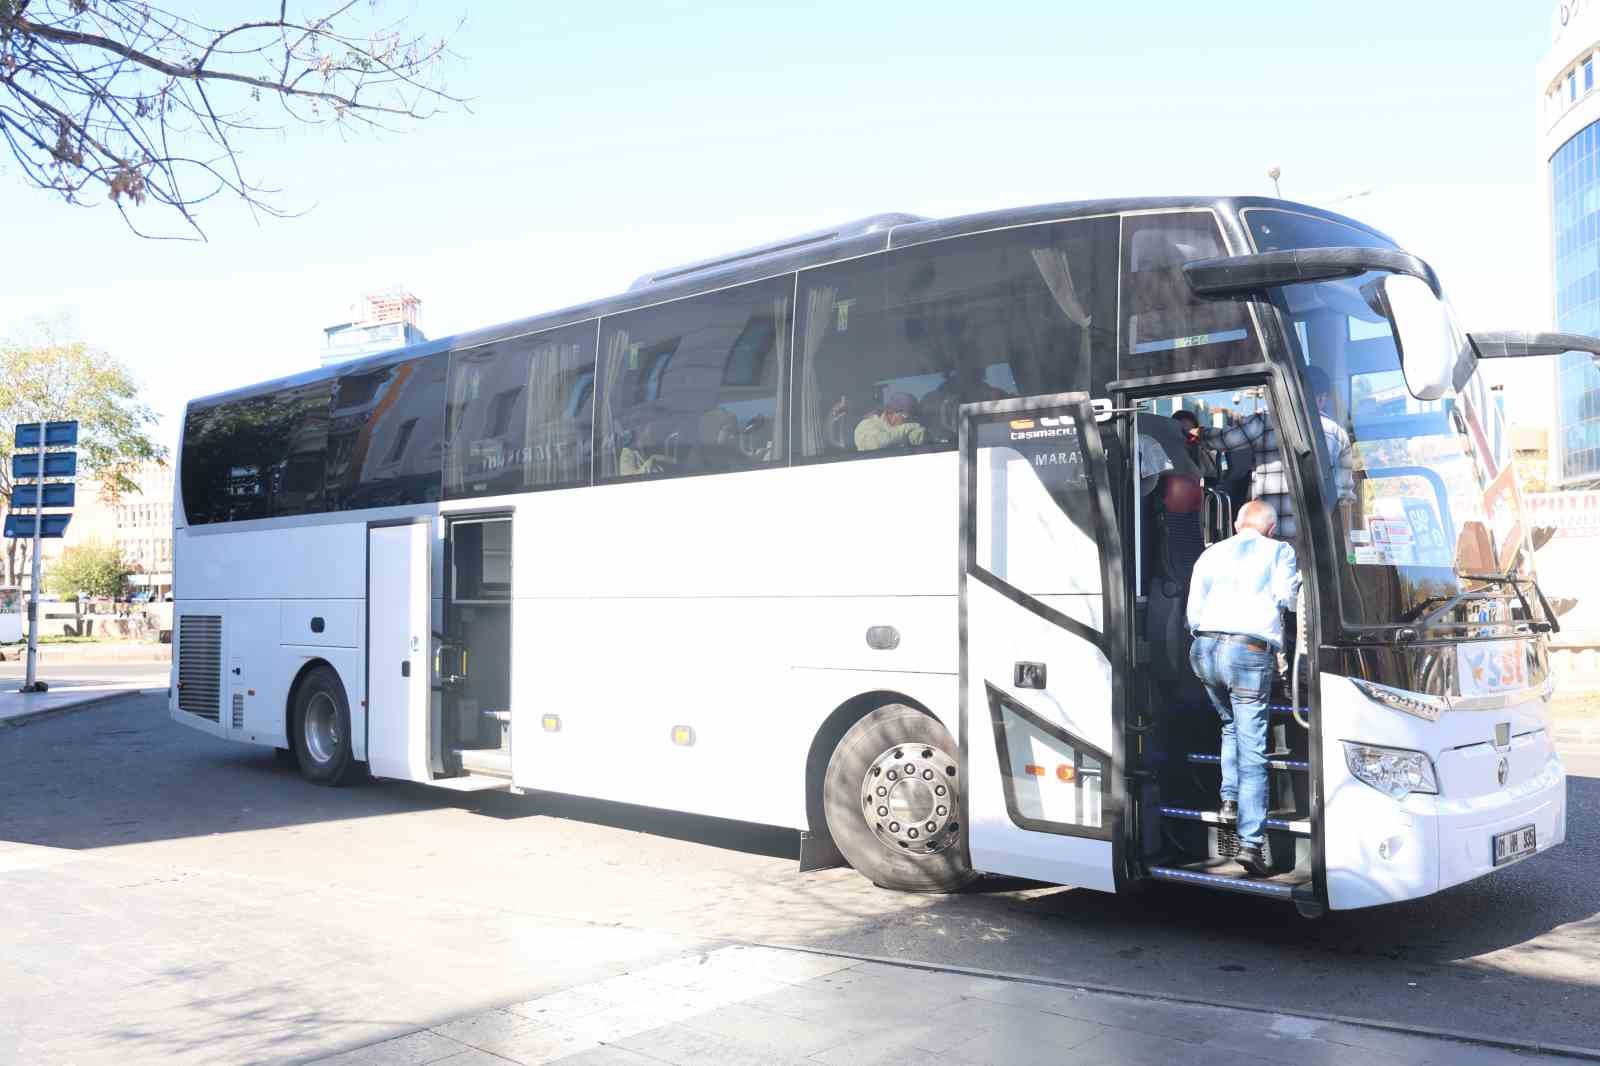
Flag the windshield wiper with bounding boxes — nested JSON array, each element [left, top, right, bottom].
[[1454, 571, 1558, 634], [1404, 588, 1499, 627]]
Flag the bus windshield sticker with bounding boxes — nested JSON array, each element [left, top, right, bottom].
[[1129, 328, 1250, 356]]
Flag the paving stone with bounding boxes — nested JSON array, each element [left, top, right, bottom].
[[940, 1008, 1105, 1065], [460, 1022, 599, 1065], [505, 990, 616, 1026], [553, 1003, 675, 1044], [543, 1046, 664, 1066], [679, 1000, 865, 1056], [970, 981, 1231, 1043], [311, 1029, 471, 1065], [431, 1050, 525, 1066], [1070, 1028, 1292, 1066], [432, 1010, 547, 1049], [615, 1021, 812, 1066]]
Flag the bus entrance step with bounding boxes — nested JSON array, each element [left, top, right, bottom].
[[1147, 859, 1308, 901], [457, 748, 512, 779], [1158, 805, 1310, 835], [1187, 753, 1309, 772]]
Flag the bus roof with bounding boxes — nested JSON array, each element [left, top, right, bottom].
[[186, 195, 1393, 410]]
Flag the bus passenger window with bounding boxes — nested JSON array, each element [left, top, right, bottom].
[[594, 275, 791, 481], [444, 320, 596, 498], [793, 218, 1117, 462]]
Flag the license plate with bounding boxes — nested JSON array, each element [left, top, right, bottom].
[[1492, 824, 1536, 866]]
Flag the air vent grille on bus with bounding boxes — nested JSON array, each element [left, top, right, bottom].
[[231, 692, 244, 730], [177, 615, 222, 721]]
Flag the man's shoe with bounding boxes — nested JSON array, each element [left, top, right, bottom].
[[1219, 801, 1238, 825], [1234, 846, 1270, 877]]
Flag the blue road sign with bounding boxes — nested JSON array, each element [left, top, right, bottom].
[[10, 483, 75, 508], [13, 421, 79, 448], [10, 451, 76, 479], [4, 514, 70, 538]]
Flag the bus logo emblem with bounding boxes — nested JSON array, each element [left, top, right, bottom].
[[1497, 757, 1509, 786], [1010, 419, 1035, 430]]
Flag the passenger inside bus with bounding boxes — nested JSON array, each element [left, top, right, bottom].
[[1196, 367, 1354, 539], [617, 421, 675, 476], [852, 392, 929, 452]]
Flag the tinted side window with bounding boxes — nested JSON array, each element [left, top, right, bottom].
[[179, 380, 332, 524], [1119, 211, 1261, 380], [328, 352, 447, 510], [1241, 208, 1395, 253], [445, 321, 597, 498], [794, 219, 1118, 461], [595, 276, 790, 480]]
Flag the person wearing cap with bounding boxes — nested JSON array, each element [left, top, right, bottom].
[[854, 392, 928, 452], [1187, 498, 1301, 877]]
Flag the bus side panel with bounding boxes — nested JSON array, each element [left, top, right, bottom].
[[503, 455, 959, 829], [174, 520, 372, 755]]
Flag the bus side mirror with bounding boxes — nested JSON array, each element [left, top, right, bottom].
[[1382, 274, 1458, 401], [1468, 330, 1600, 363]]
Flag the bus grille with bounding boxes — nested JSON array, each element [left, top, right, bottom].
[[177, 615, 222, 721]]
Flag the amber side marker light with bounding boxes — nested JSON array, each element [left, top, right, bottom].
[[671, 725, 696, 747], [542, 714, 561, 733]]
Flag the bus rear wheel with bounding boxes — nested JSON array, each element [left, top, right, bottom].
[[291, 666, 358, 786], [823, 704, 974, 893]]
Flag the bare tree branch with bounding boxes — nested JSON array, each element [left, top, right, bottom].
[[0, 0, 465, 239]]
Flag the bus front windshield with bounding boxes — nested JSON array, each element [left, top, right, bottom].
[[1272, 272, 1540, 633]]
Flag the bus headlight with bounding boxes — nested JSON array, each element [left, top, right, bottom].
[[1343, 742, 1439, 800]]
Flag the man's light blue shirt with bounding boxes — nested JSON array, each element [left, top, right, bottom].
[[1186, 528, 1302, 650]]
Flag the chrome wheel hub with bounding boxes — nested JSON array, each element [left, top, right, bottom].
[[861, 743, 960, 855], [304, 692, 340, 765]]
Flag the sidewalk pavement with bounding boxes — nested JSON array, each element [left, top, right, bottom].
[[0, 677, 163, 728], [1554, 717, 1600, 754], [311, 944, 1591, 1066], [0, 642, 169, 664]]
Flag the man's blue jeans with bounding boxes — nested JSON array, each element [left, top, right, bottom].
[[1189, 634, 1275, 849]]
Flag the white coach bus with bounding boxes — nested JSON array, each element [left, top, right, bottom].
[[171, 198, 1580, 916]]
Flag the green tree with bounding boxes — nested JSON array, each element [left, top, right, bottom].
[[46, 539, 131, 600], [0, 1, 461, 238], [0, 333, 165, 584]]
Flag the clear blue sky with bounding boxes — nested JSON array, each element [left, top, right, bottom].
[[0, 1, 1559, 447]]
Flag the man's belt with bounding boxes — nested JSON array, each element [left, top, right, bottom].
[[1195, 631, 1270, 653]]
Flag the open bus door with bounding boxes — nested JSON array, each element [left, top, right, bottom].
[[958, 394, 1130, 891]]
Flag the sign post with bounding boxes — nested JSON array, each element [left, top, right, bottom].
[[9, 420, 78, 694]]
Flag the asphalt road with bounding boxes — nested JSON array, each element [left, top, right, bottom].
[[3, 693, 1596, 1056]]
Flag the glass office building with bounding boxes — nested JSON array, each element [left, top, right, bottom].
[[1544, 3, 1600, 487]]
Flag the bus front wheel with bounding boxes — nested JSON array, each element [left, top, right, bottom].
[[291, 666, 358, 786], [823, 704, 975, 893]]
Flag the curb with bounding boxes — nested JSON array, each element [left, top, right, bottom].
[[754, 942, 1600, 1063], [0, 688, 159, 729]]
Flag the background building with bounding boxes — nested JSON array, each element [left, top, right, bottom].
[[1537, 1, 1600, 681], [114, 462, 174, 599], [321, 287, 427, 366], [1539, 0, 1600, 489], [5, 461, 173, 600]]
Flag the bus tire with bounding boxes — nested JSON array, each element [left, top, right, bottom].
[[291, 665, 358, 786], [823, 704, 974, 893]]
